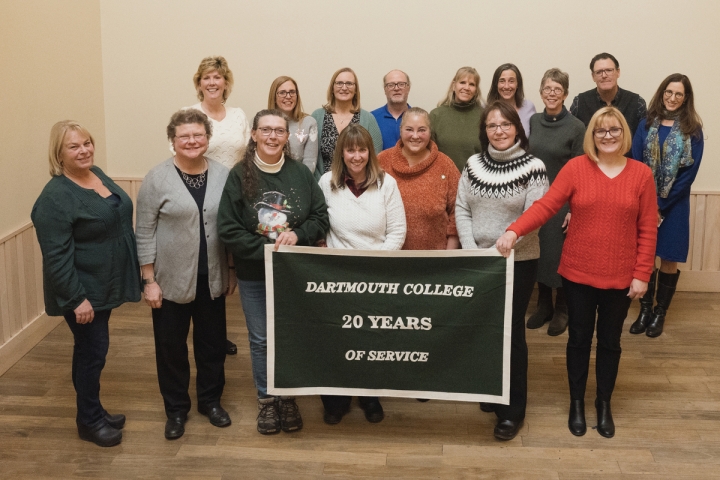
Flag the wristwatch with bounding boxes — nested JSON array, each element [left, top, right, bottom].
[[142, 277, 156, 286]]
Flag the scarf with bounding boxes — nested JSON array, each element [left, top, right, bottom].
[[642, 119, 693, 198]]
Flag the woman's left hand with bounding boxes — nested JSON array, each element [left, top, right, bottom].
[[627, 278, 648, 300], [274, 231, 298, 251]]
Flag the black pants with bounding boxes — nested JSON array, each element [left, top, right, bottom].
[[321, 395, 379, 413], [63, 309, 112, 428], [492, 259, 537, 422], [562, 277, 631, 402], [152, 275, 227, 417]]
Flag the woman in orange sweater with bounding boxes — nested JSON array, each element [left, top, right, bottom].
[[377, 107, 460, 250], [496, 106, 657, 439]]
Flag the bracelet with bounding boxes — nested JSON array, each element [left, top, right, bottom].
[[142, 277, 156, 286]]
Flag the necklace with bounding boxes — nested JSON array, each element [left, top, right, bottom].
[[181, 169, 206, 189], [175, 157, 207, 189]]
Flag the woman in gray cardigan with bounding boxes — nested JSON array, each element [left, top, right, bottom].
[[136, 109, 234, 441]]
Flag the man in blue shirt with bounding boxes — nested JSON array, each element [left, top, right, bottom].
[[371, 70, 411, 151]]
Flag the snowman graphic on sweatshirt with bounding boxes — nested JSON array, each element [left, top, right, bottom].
[[254, 191, 291, 240]]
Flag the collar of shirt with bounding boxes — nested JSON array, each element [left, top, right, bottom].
[[344, 173, 368, 197]]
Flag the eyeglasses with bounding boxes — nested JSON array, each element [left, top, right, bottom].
[[663, 90, 685, 100], [593, 127, 623, 138], [384, 82, 408, 90], [334, 81, 356, 89], [542, 86, 564, 95], [486, 122, 513, 132], [175, 134, 207, 143], [257, 127, 288, 137], [593, 68, 616, 77], [276, 90, 297, 98]]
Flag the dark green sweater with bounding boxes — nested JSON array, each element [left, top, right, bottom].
[[218, 158, 329, 281], [31, 167, 141, 315], [429, 103, 484, 171]]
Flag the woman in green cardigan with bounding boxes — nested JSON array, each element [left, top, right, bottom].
[[31, 121, 142, 447], [312, 67, 382, 180]]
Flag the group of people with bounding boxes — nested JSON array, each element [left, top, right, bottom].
[[31, 52, 704, 447]]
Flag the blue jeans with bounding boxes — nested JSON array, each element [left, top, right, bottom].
[[238, 280, 269, 398], [63, 309, 112, 428]]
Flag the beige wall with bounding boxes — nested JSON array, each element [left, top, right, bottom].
[[100, 0, 718, 190], [0, 0, 106, 239]]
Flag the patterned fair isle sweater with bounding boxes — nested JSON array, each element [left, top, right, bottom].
[[507, 155, 657, 289], [456, 141, 548, 261]]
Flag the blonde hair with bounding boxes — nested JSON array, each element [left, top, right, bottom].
[[330, 124, 384, 191], [438, 66, 483, 107], [324, 67, 360, 114], [583, 106, 632, 162], [267, 76, 307, 122], [193, 56, 234, 102], [48, 120, 95, 177]]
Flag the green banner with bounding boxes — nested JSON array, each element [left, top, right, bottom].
[[265, 246, 514, 403]]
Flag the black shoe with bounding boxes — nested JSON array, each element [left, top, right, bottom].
[[494, 419, 523, 441], [479, 402, 495, 413], [164, 416, 186, 440], [568, 399, 586, 436], [323, 406, 349, 425], [526, 283, 553, 329], [226, 339, 238, 355], [416, 398, 430, 402], [103, 412, 126, 429], [647, 270, 680, 338], [630, 270, 657, 334], [595, 399, 615, 438], [359, 399, 384, 423], [78, 421, 122, 447], [198, 404, 231, 428], [278, 397, 303, 433]]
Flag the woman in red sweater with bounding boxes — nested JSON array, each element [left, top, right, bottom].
[[377, 107, 461, 250], [496, 106, 657, 438]]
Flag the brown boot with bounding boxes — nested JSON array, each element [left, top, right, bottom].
[[547, 287, 568, 336], [526, 283, 553, 329]]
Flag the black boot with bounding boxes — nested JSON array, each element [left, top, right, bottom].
[[526, 283, 553, 329], [630, 269, 657, 334], [568, 399, 586, 436], [595, 399, 614, 438], [547, 287, 568, 336], [647, 270, 680, 338]]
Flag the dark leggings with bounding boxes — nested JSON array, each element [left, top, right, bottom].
[[562, 277, 631, 402]]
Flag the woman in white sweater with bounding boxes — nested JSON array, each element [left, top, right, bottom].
[[184, 56, 250, 356], [318, 123, 406, 423]]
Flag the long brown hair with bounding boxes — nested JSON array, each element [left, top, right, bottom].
[[330, 124, 384, 191], [267, 76, 308, 122], [486, 63, 525, 109], [239, 109, 291, 200], [646, 73, 703, 138]]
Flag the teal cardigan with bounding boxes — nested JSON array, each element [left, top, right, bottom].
[[31, 167, 141, 315], [310, 108, 383, 180]]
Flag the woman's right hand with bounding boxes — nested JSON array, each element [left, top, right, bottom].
[[144, 282, 163, 309], [495, 231, 518, 258], [74, 299, 95, 324]]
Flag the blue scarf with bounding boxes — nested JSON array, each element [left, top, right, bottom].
[[642, 119, 693, 198]]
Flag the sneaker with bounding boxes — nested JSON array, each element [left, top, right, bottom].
[[278, 397, 303, 433], [257, 397, 281, 435]]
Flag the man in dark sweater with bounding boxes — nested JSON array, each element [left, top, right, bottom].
[[569, 52, 646, 138]]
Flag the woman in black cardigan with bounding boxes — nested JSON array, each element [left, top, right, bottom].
[[32, 120, 141, 447]]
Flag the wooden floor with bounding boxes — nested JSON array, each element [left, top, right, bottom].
[[1, 291, 720, 479]]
